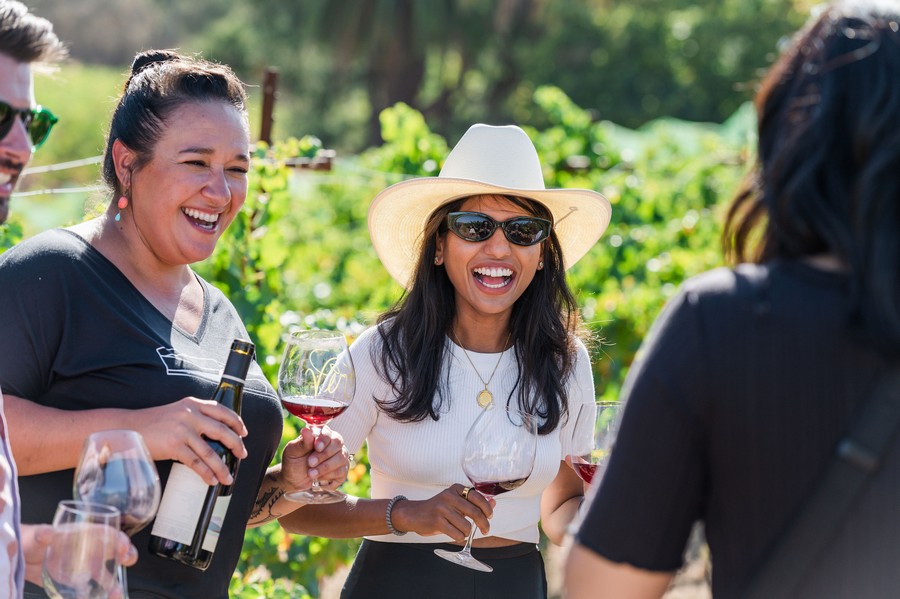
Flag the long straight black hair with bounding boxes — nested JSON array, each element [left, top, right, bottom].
[[373, 194, 584, 435], [723, 1, 900, 349]]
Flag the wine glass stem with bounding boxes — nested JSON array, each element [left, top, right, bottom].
[[118, 563, 129, 598], [460, 519, 477, 555], [309, 425, 324, 493]]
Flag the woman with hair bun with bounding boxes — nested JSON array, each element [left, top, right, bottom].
[[0, 50, 348, 598]]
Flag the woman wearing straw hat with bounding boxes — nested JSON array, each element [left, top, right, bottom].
[[279, 124, 611, 598]]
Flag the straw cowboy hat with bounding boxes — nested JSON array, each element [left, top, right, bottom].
[[368, 123, 612, 287]]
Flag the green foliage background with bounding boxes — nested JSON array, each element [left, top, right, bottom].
[[0, 54, 753, 599]]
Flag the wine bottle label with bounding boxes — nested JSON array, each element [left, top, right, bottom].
[[150, 463, 209, 545], [201, 495, 232, 552]]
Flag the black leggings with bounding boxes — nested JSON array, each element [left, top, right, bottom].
[[341, 539, 548, 599]]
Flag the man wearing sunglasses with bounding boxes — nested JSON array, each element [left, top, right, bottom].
[[0, 0, 63, 226]]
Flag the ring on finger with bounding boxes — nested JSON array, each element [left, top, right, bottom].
[[461, 486, 471, 500]]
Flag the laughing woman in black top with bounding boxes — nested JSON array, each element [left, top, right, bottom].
[[0, 50, 348, 598]]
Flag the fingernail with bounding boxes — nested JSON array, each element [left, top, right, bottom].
[[316, 441, 326, 451], [309, 468, 319, 478], [226, 474, 234, 485], [308, 456, 319, 467]]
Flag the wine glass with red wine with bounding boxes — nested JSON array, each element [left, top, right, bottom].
[[434, 405, 537, 572], [569, 401, 621, 486], [73, 429, 161, 599], [277, 329, 355, 503]]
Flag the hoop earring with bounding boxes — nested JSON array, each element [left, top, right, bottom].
[[115, 195, 129, 222]]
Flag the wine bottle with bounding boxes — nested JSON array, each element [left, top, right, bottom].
[[149, 339, 254, 570]]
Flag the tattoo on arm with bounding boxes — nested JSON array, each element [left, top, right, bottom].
[[249, 472, 288, 524]]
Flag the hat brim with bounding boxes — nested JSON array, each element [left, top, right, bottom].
[[368, 177, 612, 288]]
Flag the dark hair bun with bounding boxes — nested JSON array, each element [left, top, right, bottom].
[[130, 49, 181, 76]]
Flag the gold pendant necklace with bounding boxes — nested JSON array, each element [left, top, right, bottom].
[[452, 330, 511, 408]]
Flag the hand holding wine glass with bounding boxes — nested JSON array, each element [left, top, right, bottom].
[[41, 500, 122, 599], [434, 406, 538, 572], [569, 401, 622, 486], [73, 430, 161, 598], [277, 329, 355, 503]]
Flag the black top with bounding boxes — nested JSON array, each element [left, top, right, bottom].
[[576, 261, 900, 597], [0, 229, 283, 599]]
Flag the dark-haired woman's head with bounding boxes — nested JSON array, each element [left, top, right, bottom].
[[101, 49, 248, 197], [409, 194, 567, 320], [102, 50, 250, 265], [725, 1, 900, 263], [724, 0, 900, 346]]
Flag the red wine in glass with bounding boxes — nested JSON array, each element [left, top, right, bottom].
[[569, 401, 621, 486], [572, 462, 598, 485], [472, 478, 528, 496], [434, 406, 538, 572], [280, 395, 349, 426], [277, 330, 355, 504]]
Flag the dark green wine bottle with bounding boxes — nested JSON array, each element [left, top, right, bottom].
[[148, 339, 254, 570]]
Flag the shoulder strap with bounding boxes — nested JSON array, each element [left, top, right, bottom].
[[743, 368, 900, 598]]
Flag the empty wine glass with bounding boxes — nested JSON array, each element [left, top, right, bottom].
[[42, 499, 122, 599], [569, 401, 622, 486], [434, 405, 538, 572], [73, 430, 161, 598], [277, 329, 356, 503]]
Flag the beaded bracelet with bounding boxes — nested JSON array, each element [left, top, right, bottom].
[[385, 495, 407, 536]]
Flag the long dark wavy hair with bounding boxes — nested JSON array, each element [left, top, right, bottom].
[[723, 1, 900, 348], [373, 194, 583, 435]]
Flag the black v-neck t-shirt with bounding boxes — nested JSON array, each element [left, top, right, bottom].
[[0, 229, 283, 598]]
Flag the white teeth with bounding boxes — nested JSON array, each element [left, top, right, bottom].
[[0, 173, 11, 185], [182, 208, 219, 223], [474, 267, 513, 278], [481, 280, 509, 289]]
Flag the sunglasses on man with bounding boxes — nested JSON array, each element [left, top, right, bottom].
[[446, 211, 552, 246], [0, 100, 58, 148]]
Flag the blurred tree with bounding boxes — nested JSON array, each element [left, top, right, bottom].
[[27, 0, 808, 150]]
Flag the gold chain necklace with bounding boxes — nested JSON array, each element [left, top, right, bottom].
[[452, 330, 511, 408]]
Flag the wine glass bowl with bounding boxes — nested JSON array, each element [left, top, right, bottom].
[[73, 429, 161, 597], [42, 500, 122, 599], [434, 406, 538, 572], [277, 329, 355, 503], [569, 401, 621, 486]]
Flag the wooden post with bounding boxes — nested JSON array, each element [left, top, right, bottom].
[[259, 68, 279, 144]]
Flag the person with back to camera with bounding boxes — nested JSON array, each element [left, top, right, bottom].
[[0, 49, 350, 598], [278, 123, 612, 598], [0, 2, 137, 596], [565, 1, 900, 597]]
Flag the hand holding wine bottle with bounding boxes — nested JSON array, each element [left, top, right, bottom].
[[149, 339, 254, 571]]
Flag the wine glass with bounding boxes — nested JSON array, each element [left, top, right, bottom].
[[569, 401, 622, 486], [277, 329, 356, 503], [42, 499, 122, 599], [73, 430, 161, 598], [434, 405, 538, 572]]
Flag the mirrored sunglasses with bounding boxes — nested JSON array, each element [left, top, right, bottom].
[[0, 100, 58, 148], [447, 211, 552, 246]]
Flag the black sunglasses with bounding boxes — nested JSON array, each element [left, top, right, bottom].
[[0, 100, 58, 148], [446, 211, 552, 246]]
